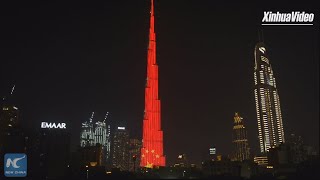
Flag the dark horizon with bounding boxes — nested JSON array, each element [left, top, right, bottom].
[[0, 1, 319, 166]]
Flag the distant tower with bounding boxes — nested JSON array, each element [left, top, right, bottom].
[[0, 85, 21, 178], [94, 112, 110, 146], [105, 113, 111, 162], [254, 42, 285, 153], [112, 127, 129, 171], [129, 138, 142, 172], [0, 85, 19, 132], [141, 0, 166, 168], [0, 104, 19, 151], [106, 124, 111, 159], [80, 112, 95, 147], [94, 112, 111, 165], [80, 112, 111, 166], [176, 154, 188, 167], [94, 121, 107, 146], [286, 134, 306, 164], [232, 112, 250, 161], [0, 105, 19, 131]]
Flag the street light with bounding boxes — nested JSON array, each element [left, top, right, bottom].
[[132, 155, 137, 173], [86, 169, 89, 179], [85, 165, 89, 179]]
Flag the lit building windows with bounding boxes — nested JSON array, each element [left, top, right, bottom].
[[254, 43, 285, 154], [261, 56, 269, 64], [80, 112, 111, 165]]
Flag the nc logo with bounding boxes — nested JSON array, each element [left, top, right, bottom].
[[4, 153, 27, 177]]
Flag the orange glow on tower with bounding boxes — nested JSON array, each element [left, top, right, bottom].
[[140, 0, 165, 167]]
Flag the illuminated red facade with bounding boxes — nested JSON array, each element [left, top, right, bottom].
[[140, 0, 166, 168]]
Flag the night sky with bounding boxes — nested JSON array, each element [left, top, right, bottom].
[[0, 1, 319, 166]]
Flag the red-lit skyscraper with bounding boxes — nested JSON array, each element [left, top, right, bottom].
[[140, 0, 165, 168]]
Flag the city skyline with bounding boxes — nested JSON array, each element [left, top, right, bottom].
[[0, 1, 318, 166]]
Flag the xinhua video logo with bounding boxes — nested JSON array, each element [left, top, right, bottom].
[[262, 11, 314, 25], [4, 153, 27, 177]]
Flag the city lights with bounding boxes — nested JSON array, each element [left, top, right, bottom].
[[0, 0, 317, 179]]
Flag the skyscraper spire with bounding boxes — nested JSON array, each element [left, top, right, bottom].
[[150, 0, 154, 23], [140, 0, 166, 168]]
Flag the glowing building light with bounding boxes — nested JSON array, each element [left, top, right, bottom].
[[80, 113, 95, 147], [209, 147, 216, 155], [259, 47, 266, 54], [231, 113, 250, 161], [41, 122, 66, 129], [140, 0, 165, 168], [254, 43, 285, 154]]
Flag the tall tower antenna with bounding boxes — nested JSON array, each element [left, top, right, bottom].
[[103, 112, 109, 123], [10, 85, 15, 95], [89, 112, 95, 123]]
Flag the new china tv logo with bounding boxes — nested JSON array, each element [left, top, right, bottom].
[[4, 153, 27, 177]]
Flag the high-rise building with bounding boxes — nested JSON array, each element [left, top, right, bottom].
[[0, 104, 20, 156], [141, 0, 166, 168], [80, 112, 111, 166], [129, 138, 142, 172], [80, 112, 95, 147], [232, 112, 250, 161], [112, 127, 129, 171], [39, 122, 71, 178], [286, 133, 306, 164], [174, 154, 188, 167], [209, 147, 217, 161], [0, 86, 19, 131], [79, 144, 103, 167], [0, 87, 22, 178], [253, 156, 268, 166], [94, 121, 107, 146], [254, 42, 285, 153], [106, 124, 111, 164], [268, 133, 310, 167], [0, 105, 19, 131], [94, 112, 111, 165]]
